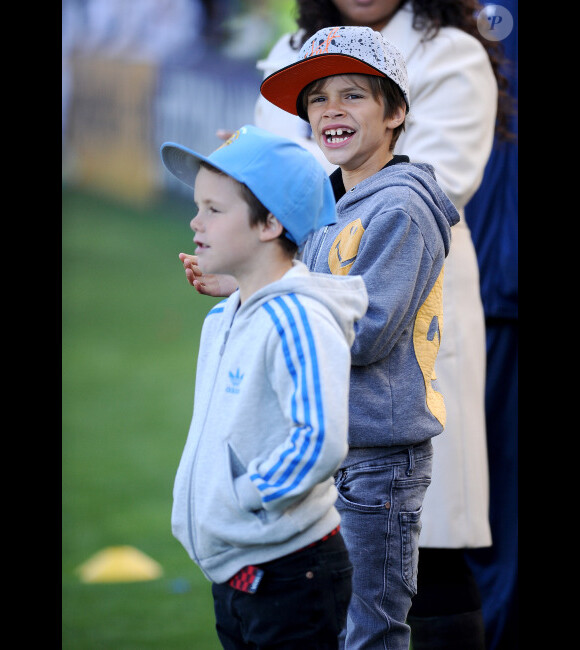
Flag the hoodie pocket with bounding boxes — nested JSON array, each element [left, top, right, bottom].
[[226, 442, 299, 534], [227, 443, 267, 520]]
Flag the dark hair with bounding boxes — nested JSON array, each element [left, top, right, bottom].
[[300, 74, 406, 151], [291, 0, 516, 142], [198, 162, 298, 256]]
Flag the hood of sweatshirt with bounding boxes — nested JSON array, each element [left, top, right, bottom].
[[335, 161, 459, 258], [229, 260, 368, 346], [299, 160, 460, 454]]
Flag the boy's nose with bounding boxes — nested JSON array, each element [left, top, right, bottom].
[[324, 104, 345, 118]]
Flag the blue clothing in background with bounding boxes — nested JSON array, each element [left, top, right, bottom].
[[464, 1, 518, 648]]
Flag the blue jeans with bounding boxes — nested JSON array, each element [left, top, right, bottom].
[[335, 441, 433, 650], [212, 531, 353, 649]]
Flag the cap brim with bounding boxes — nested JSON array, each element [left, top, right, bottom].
[[160, 142, 215, 189], [260, 54, 385, 117]]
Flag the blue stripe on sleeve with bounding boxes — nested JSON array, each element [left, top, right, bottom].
[[253, 294, 325, 503], [207, 299, 227, 316], [289, 293, 325, 477], [260, 301, 301, 480]]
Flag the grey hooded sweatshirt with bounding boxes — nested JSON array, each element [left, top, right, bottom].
[[172, 261, 368, 583], [301, 159, 460, 462]]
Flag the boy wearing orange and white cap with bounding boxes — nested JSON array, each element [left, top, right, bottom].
[[259, 26, 460, 650]]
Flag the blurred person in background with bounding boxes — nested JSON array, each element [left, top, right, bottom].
[[251, 2, 516, 649]]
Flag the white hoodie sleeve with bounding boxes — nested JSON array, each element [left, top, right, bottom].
[[234, 294, 350, 513]]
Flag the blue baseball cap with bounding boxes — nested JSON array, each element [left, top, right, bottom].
[[160, 125, 337, 246]]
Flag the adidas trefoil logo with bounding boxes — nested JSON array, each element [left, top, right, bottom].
[[226, 368, 244, 394]]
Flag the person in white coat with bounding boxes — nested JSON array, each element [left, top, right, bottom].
[[251, 1, 512, 648]]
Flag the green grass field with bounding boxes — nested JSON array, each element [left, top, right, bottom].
[[62, 186, 224, 649]]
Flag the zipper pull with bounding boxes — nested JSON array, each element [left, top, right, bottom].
[[220, 330, 230, 355]]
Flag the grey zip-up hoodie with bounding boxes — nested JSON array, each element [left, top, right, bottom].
[[302, 161, 460, 461], [172, 261, 368, 583]]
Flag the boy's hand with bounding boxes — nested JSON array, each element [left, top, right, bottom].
[[216, 129, 234, 141], [178, 253, 238, 297]]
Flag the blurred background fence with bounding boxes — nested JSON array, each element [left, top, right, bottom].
[[62, 0, 296, 203]]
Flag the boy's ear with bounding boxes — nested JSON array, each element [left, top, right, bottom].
[[386, 104, 406, 129], [259, 213, 284, 242]]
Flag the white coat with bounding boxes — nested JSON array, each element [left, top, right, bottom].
[[254, 2, 495, 547]]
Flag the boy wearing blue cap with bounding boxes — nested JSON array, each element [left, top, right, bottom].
[[160, 125, 368, 649]]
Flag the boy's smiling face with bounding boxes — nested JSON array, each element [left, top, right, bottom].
[[306, 74, 396, 174], [191, 166, 259, 277]]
